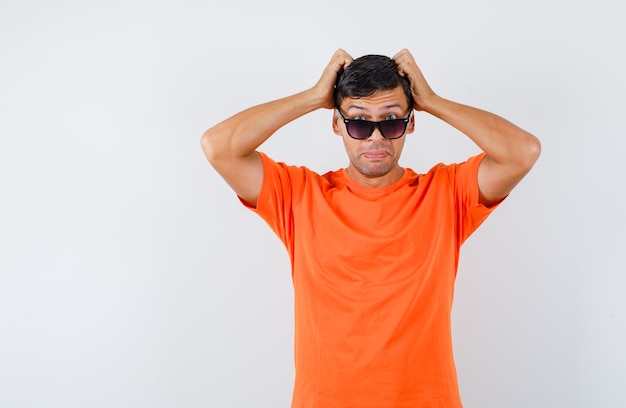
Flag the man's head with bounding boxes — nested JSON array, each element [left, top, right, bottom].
[[333, 55, 414, 109], [332, 54, 415, 188]]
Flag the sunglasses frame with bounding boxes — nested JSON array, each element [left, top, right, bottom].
[[336, 109, 413, 140]]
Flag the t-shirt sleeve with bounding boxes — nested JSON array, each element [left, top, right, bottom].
[[238, 152, 304, 248], [450, 152, 505, 243]]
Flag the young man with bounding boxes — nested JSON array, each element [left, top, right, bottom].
[[201, 49, 540, 408]]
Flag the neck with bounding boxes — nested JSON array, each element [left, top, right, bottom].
[[346, 165, 405, 189]]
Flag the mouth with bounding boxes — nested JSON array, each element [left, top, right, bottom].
[[361, 150, 390, 160]]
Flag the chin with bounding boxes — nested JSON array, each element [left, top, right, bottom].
[[357, 164, 395, 178]]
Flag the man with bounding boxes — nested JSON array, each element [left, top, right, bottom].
[[201, 49, 540, 408]]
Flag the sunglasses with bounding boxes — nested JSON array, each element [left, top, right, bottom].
[[336, 109, 412, 140]]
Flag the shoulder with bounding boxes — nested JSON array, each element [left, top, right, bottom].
[[424, 153, 487, 180], [258, 152, 331, 192], [259, 152, 318, 176]]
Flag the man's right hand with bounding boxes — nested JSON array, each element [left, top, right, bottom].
[[313, 49, 353, 110], [201, 49, 353, 207]]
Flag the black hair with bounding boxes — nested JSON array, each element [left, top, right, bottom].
[[333, 54, 414, 109]]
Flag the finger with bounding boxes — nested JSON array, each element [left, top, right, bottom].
[[392, 48, 410, 62], [334, 49, 353, 69], [396, 60, 408, 77]]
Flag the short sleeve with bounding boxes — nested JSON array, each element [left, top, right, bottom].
[[451, 153, 505, 243], [239, 152, 306, 249]]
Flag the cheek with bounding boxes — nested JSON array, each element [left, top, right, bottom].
[[342, 138, 361, 157], [391, 139, 406, 154]]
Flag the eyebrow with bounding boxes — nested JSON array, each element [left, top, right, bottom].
[[347, 103, 404, 110], [345, 103, 405, 115]]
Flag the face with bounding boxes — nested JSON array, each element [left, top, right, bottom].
[[333, 86, 415, 187]]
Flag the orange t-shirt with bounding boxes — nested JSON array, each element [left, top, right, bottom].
[[244, 152, 499, 408]]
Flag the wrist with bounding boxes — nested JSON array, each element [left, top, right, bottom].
[[310, 78, 336, 110], [417, 92, 443, 114], [289, 88, 329, 115]]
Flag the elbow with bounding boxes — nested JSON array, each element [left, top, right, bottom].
[[502, 132, 541, 174], [525, 134, 542, 168], [200, 127, 223, 166], [515, 133, 541, 174]]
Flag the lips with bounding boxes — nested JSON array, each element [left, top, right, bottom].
[[362, 151, 389, 160]]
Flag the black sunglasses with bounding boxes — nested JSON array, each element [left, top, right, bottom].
[[336, 109, 412, 140]]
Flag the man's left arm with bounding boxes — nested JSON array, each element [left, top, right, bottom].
[[394, 49, 541, 206]]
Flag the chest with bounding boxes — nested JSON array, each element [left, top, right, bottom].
[[292, 186, 459, 286]]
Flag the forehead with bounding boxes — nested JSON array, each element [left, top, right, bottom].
[[340, 86, 409, 114]]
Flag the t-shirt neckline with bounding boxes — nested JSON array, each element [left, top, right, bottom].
[[338, 167, 414, 196]]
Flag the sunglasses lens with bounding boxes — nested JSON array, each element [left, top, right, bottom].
[[380, 120, 407, 139], [340, 109, 410, 140], [347, 122, 374, 139]]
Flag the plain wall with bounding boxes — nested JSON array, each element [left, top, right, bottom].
[[1, 0, 625, 407]]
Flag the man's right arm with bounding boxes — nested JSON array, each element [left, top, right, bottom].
[[200, 49, 353, 207]]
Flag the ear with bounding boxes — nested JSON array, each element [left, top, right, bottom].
[[405, 111, 416, 135], [332, 111, 343, 136]]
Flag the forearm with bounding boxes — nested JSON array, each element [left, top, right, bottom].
[[423, 95, 541, 168], [201, 88, 324, 163]]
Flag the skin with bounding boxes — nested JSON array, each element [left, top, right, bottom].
[[201, 48, 541, 207], [332, 86, 414, 188], [392, 48, 541, 205]]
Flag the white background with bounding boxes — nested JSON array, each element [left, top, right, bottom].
[[1, 0, 625, 407]]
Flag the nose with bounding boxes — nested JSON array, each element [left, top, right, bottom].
[[367, 125, 385, 141]]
